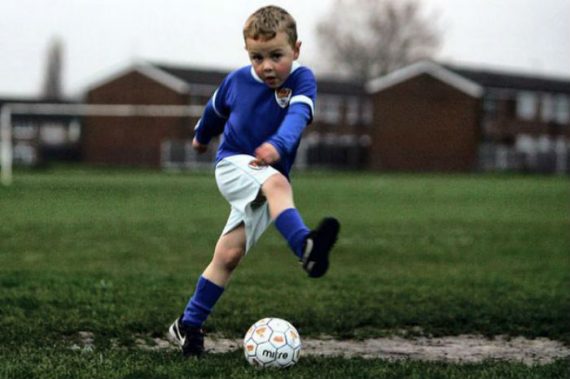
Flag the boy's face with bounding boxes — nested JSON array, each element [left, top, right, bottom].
[[245, 31, 301, 89]]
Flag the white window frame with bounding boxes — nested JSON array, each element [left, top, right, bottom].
[[39, 122, 67, 145], [13, 141, 37, 165], [516, 91, 537, 120], [13, 121, 38, 140], [316, 95, 342, 124]]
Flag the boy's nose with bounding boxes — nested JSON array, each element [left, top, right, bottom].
[[262, 60, 273, 72]]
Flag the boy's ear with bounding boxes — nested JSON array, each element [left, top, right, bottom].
[[294, 40, 302, 59]]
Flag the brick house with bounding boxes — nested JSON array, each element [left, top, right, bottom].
[[82, 64, 220, 167], [366, 61, 570, 173], [366, 61, 483, 171], [446, 64, 570, 173]]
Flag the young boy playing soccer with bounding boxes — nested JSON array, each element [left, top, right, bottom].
[[169, 5, 340, 357]]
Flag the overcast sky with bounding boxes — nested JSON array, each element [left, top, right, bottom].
[[1, 0, 569, 98]]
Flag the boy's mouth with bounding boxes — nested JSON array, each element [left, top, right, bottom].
[[264, 76, 278, 86]]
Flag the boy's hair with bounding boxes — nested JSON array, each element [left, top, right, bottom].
[[243, 5, 297, 47]]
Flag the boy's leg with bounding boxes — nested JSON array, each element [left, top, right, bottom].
[[202, 223, 246, 287], [185, 224, 246, 325], [262, 173, 308, 258], [261, 172, 295, 219], [262, 174, 340, 278], [170, 224, 246, 356]]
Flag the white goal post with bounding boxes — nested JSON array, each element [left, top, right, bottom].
[[0, 103, 203, 186]]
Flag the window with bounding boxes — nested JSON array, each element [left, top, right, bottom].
[[555, 95, 570, 124], [346, 97, 360, 125], [515, 134, 536, 154], [483, 95, 498, 116], [40, 122, 67, 145], [13, 142, 37, 165], [541, 93, 555, 122], [516, 91, 537, 120], [362, 100, 373, 125], [316, 95, 342, 124], [69, 119, 81, 143], [13, 122, 38, 140]]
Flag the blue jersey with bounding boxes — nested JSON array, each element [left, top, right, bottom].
[[194, 62, 316, 177]]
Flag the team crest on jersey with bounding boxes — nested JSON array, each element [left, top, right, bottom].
[[275, 88, 292, 108]]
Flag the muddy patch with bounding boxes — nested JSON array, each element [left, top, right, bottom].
[[299, 335, 570, 365], [69, 332, 570, 365]]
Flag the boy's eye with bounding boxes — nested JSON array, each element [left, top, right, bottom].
[[251, 55, 263, 63], [271, 53, 283, 61]]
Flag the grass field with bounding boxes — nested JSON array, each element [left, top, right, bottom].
[[1, 166, 569, 378]]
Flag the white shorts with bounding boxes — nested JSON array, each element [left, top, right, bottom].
[[215, 154, 280, 253]]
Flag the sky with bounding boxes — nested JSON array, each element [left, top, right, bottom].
[[1, 0, 569, 98]]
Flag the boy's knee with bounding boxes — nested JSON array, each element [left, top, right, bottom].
[[216, 246, 244, 271], [262, 173, 290, 196]]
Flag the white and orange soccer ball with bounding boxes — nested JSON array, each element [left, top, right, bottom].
[[243, 317, 302, 368]]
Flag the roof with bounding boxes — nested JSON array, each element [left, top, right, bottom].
[[444, 65, 570, 94], [154, 64, 228, 87], [0, 97, 80, 121], [365, 61, 483, 98], [0, 96, 39, 105], [0, 97, 77, 106], [85, 60, 570, 100], [84, 62, 191, 95], [317, 77, 366, 96]]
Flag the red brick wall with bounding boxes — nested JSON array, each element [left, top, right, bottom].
[[369, 74, 481, 172], [83, 71, 196, 167]]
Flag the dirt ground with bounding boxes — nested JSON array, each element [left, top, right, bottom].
[[111, 333, 570, 365]]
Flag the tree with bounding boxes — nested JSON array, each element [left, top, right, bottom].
[[316, 0, 441, 83], [42, 38, 64, 100]]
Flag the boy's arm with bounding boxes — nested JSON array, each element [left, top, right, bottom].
[[193, 72, 233, 151], [266, 68, 316, 162], [193, 96, 228, 148], [263, 101, 312, 162]]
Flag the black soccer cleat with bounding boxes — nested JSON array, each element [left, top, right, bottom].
[[168, 316, 205, 357], [302, 217, 340, 278]]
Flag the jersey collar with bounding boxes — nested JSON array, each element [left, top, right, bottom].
[[250, 66, 263, 83]]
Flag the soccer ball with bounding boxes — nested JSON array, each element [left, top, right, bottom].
[[243, 317, 301, 368]]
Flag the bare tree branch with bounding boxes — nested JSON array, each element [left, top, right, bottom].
[[317, 0, 441, 83]]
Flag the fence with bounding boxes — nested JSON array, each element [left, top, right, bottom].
[[160, 133, 372, 171], [478, 135, 569, 174], [162, 134, 569, 174]]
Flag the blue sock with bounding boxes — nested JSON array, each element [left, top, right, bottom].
[[274, 208, 310, 258], [182, 276, 224, 328]]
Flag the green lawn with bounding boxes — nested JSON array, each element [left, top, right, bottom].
[[1, 167, 569, 378]]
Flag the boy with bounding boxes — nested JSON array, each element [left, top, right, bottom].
[[169, 5, 340, 357]]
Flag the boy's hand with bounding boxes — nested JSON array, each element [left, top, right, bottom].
[[254, 143, 280, 166], [192, 137, 208, 154]]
